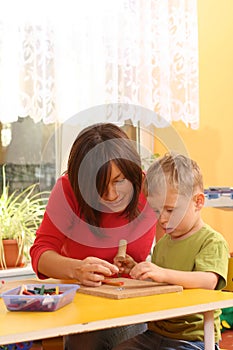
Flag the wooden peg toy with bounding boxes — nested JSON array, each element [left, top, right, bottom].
[[116, 239, 127, 261]]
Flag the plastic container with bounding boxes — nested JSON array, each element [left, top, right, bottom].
[[1, 283, 79, 312]]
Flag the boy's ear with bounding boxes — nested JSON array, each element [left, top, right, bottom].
[[194, 193, 205, 209]]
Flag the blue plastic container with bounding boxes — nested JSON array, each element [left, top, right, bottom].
[[2, 283, 79, 312]]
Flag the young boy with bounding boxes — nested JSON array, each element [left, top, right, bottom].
[[113, 152, 229, 350]]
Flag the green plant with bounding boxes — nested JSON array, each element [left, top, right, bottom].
[[0, 165, 50, 268], [142, 153, 160, 170]]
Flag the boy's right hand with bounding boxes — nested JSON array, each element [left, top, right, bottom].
[[113, 254, 137, 275]]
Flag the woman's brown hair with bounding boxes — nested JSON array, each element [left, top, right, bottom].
[[67, 123, 142, 233]]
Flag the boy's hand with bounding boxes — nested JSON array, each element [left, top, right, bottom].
[[130, 261, 164, 283], [113, 254, 137, 275]]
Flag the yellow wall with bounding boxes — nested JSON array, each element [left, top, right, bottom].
[[154, 0, 233, 251]]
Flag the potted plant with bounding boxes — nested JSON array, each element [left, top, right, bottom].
[[0, 165, 50, 269]]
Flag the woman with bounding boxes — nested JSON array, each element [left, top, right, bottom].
[[30, 122, 156, 349]]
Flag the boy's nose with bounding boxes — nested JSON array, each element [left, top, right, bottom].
[[159, 210, 168, 223]]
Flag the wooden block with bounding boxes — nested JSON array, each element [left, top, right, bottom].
[[30, 341, 43, 349], [42, 336, 63, 350], [79, 278, 183, 299]]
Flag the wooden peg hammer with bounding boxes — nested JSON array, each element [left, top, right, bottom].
[[116, 239, 127, 261]]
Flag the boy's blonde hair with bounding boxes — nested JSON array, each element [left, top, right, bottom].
[[144, 152, 204, 198]]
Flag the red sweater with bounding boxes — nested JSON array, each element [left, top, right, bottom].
[[30, 175, 156, 279]]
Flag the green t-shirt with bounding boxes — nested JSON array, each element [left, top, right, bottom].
[[148, 224, 229, 342]]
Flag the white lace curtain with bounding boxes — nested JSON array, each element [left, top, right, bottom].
[[0, 0, 199, 129]]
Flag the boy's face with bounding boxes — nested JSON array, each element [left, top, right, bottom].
[[147, 186, 204, 240]]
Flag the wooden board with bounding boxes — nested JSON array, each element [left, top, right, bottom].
[[79, 278, 183, 299]]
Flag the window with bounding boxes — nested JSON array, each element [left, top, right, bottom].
[[0, 118, 56, 192]]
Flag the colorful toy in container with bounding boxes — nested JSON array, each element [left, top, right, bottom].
[[0, 342, 32, 350], [220, 307, 233, 332]]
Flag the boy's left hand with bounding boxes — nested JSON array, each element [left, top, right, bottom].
[[130, 261, 164, 283]]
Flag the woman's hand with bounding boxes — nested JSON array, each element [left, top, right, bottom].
[[38, 251, 119, 287], [75, 257, 119, 287], [113, 254, 137, 275]]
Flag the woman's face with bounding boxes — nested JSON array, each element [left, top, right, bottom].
[[99, 162, 134, 213]]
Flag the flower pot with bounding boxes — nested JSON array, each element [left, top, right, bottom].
[[0, 239, 24, 269]]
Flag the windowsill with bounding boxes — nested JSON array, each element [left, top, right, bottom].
[[0, 263, 36, 281], [204, 196, 233, 209]]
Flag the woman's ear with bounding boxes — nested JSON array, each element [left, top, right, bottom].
[[143, 186, 148, 197], [194, 192, 205, 210], [142, 175, 148, 196]]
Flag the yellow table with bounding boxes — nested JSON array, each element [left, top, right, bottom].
[[1, 284, 233, 350]]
